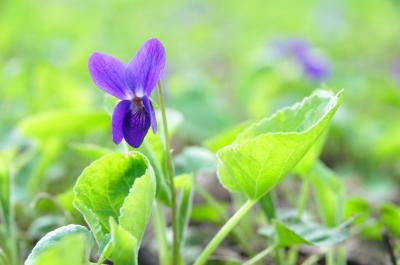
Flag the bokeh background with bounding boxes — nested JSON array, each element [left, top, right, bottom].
[[1, 0, 400, 262]]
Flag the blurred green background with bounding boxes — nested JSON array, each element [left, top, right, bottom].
[[1, 0, 400, 261]]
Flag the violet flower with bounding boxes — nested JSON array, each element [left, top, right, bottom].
[[392, 60, 400, 86], [88, 38, 165, 148], [289, 39, 331, 81]]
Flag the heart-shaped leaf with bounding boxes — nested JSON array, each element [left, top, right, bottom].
[[24, 225, 92, 265], [73, 151, 155, 248], [217, 90, 342, 199]]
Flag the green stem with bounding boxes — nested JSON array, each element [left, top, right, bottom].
[[193, 199, 257, 265], [288, 246, 299, 265], [301, 254, 320, 265], [326, 249, 335, 265], [195, 185, 254, 256], [337, 245, 346, 265], [153, 202, 171, 265], [157, 81, 179, 265], [276, 249, 286, 265], [243, 244, 276, 265]]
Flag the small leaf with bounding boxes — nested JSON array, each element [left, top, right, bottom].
[[109, 219, 138, 265], [73, 151, 155, 246], [344, 197, 381, 240], [217, 90, 343, 199], [24, 224, 92, 265], [259, 219, 351, 247]]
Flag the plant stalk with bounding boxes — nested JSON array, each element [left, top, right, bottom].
[[157, 81, 179, 265], [243, 244, 276, 265], [193, 199, 257, 265], [195, 185, 254, 256]]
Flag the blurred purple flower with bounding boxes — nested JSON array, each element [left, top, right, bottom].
[[392, 60, 400, 86], [288, 39, 331, 81], [270, 38, 331, 81], [88, 38, 165, 148]]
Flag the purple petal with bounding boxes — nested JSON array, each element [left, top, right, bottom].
[[122, 105, 151, 148], [88, 52, 130, 99], [111, 100, 131, 144], [142, 96, 157, 133], [289, 39, 310, 57], [301, 53, 331, 81], [125, 38, 166, 97]]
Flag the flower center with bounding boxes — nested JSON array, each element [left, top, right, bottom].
[[132, 97, 143, 108]]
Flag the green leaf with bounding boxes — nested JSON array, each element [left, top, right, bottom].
[[259, 219, 351, 247], [73, 151, 155, 246], [24, 224, 92, 265], [217, 90, 343, 199], [380, 203, 400, 238], [344, 197, 381, 240], [174, 147, 216, 176], [310, 161, 345, 227], [109, 219, 138, 265], [175, 174, 194, 247], [118, 162, 156, 243], [18, 110, 110, 140]]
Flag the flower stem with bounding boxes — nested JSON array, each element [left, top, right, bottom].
[[193, 199, 257, 265], [157, 81, 179, 265], [243, 244, 277, 265]]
